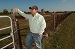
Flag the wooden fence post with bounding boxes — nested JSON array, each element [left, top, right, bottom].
[[12, 13, 23, 49], [53, 12, 56, 31], [16, 19, 23, 49]]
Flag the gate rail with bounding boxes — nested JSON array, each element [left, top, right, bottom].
[[0, 16, 15, 49]]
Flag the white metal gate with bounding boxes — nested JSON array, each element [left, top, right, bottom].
[[0, 16, 15, 49]]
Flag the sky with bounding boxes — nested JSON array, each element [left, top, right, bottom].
[[0, 0, 75, 12]]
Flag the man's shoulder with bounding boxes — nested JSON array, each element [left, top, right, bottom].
[[37, 13, 43, 18], [36, 13, 45, 21]]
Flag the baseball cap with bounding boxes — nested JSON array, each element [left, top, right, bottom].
[[29, 5, 38, 10]]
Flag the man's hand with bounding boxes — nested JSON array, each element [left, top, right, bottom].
[[33, 33, 40, 37], [36, 34, 40, 37], [12, 8, 18, 14]]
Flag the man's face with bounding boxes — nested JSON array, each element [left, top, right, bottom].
[[30, 9, 37, 15]]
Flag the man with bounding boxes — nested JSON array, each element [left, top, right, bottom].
[[12, 5, 46, 49]]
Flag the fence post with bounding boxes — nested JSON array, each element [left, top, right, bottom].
[[16, 19, 23, 49], [53, 12, 56, 31], [12, 12, 23, 49]]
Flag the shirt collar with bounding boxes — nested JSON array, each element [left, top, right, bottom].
[[34, 13, 38, 16]]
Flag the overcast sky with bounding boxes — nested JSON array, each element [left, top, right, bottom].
[[0, 0, 75, 12]]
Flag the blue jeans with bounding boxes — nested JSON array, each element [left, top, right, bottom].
[[26, 32, 42, 49]]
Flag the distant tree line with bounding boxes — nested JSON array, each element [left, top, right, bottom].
[[0, 9, 75, 15], [0, 9, 11, 15]]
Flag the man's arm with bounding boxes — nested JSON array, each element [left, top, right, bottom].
[[38, 17, 46, 35], [12, 8, 33, 19], [18, 9, 33, 19]]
